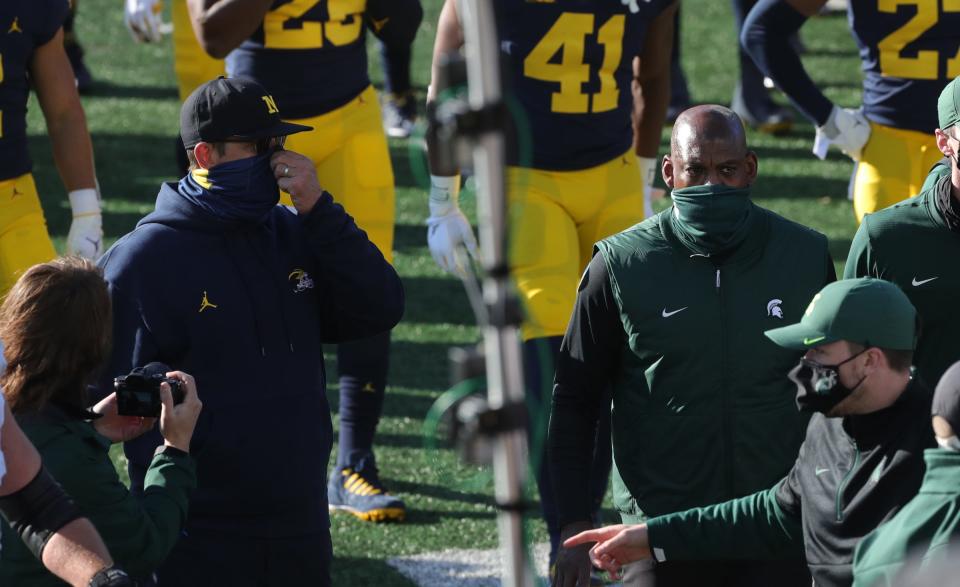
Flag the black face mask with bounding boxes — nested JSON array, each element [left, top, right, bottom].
[[790, 349, 867, 414]]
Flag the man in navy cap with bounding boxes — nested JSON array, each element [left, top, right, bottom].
[[94, 76, 405, 587]]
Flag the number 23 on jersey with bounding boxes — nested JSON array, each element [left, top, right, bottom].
[[523, 12, 625, 114], [264, 0, 365, 50]]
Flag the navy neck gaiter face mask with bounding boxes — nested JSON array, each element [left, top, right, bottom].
[[670, 183, 754, 256], [178, 152, 280, 224]]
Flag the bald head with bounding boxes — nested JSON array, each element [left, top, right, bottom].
[[663, 105, 757, 190], [672, 105, 748, 157]]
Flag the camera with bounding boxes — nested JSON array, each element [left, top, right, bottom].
[[114, 362, 184, 417]]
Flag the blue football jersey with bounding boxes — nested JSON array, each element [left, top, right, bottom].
[[0, 0, 68, 182], [496, 0, 671, 171], [227, 0, 371, 120], [850, 0, 960, 133]]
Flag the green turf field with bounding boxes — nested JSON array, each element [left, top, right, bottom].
[[28, 1, 866, 583]]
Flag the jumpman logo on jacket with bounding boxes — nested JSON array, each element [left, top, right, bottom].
[[198, 291, 218, 313]]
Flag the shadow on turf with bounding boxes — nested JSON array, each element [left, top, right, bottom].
[[390, 478, 495, 508], [332, 557, 417, 587], [87, 81, 179, 101]]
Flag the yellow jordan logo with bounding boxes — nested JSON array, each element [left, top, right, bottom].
[[362, 382, 377, 393], [8, 18, 22, 34], [371, 17, 389, 32], [198, 291, 218, 313]]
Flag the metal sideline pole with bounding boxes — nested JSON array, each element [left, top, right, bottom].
[[455, 0, 534, 585]]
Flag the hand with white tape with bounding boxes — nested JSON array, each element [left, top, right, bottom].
[[426, 175, 478, 276], [67, 189, 103, 260], [638, 156, 658, 218], [124, 0, 165, 43], [813, 106, 871, 161]]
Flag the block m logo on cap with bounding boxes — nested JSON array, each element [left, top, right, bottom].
[[261, 95, 280, 114]]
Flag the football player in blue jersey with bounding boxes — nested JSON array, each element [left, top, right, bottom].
[[743, 0, 960, 221], [0, 0, 103, 294], [124, 0, 226, 175], [426, 0, 675, 580], [184, 0, 420, 527]]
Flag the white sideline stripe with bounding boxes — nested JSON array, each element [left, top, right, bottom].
[[387, 543, 624, 586], [387, 543, 550, 587]]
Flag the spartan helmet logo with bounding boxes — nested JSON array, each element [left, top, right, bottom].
[[767, 299, 784, 319], [816, 368, 839, 393]]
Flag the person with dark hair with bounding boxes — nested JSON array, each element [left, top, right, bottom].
[[0, 393, 127, 587], [0, 257, 201, 587], [851, 359, 960, 587], [565, 278, 934, 587]]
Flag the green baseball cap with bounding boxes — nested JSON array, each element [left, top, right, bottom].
[[939, 76, 960, 130], [765, 278, 917, 351]]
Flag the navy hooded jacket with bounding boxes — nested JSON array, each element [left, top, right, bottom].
[[95, 181, 403, 537]]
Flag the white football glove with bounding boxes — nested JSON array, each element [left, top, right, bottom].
[[426, 175, 478, 276], [125, 0, 164, 43], [67, 189, 104, 260], [813, 106, 871, 161], [638, 156, 657, 218]]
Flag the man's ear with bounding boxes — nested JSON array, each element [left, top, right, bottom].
[[662, 155, 675, 189], [744, 150, 759, 184], [936, 128, 954, 158], [193, 143, 215, 170]]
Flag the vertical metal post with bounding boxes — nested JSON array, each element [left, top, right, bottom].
[[455, 1, 533, 585]]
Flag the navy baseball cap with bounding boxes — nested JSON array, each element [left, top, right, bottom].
[[180, 77, 312, 148]]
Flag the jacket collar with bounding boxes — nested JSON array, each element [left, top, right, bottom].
[[659, 202, 770, 266], [843, 374, 930, 446]]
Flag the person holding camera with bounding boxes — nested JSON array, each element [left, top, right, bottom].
[[0, 391, 130, 587], [0, 257, 203, 586]]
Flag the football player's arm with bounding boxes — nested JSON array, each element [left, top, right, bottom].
[[740, 0, 831, 126], [0, 404, 118, 587], [424, 0, 477, 275], [633, 1, 676, 159], [31, 27, 103, 259], [31, 28, 96, 194], [366, 0, 423, 48], [186, 0, 274, 59]]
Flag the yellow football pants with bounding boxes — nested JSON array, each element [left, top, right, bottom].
[[283, 86, 396, 264], [0, 174, 57, 295], [509, 152, 645, 340], [853, 122, 941, 222], [172, 0, 225, 102]]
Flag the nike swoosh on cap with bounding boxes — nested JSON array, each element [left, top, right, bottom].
[[911, 276, 938, 286], [804, 336, 826, 346], [661, 307, 688, 318]]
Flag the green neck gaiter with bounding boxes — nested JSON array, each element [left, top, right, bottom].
[[670, 183, 755, 256]]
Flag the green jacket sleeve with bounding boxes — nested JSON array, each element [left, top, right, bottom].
[[646, 481, 803, 562], [43, 432, 196, 577]]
